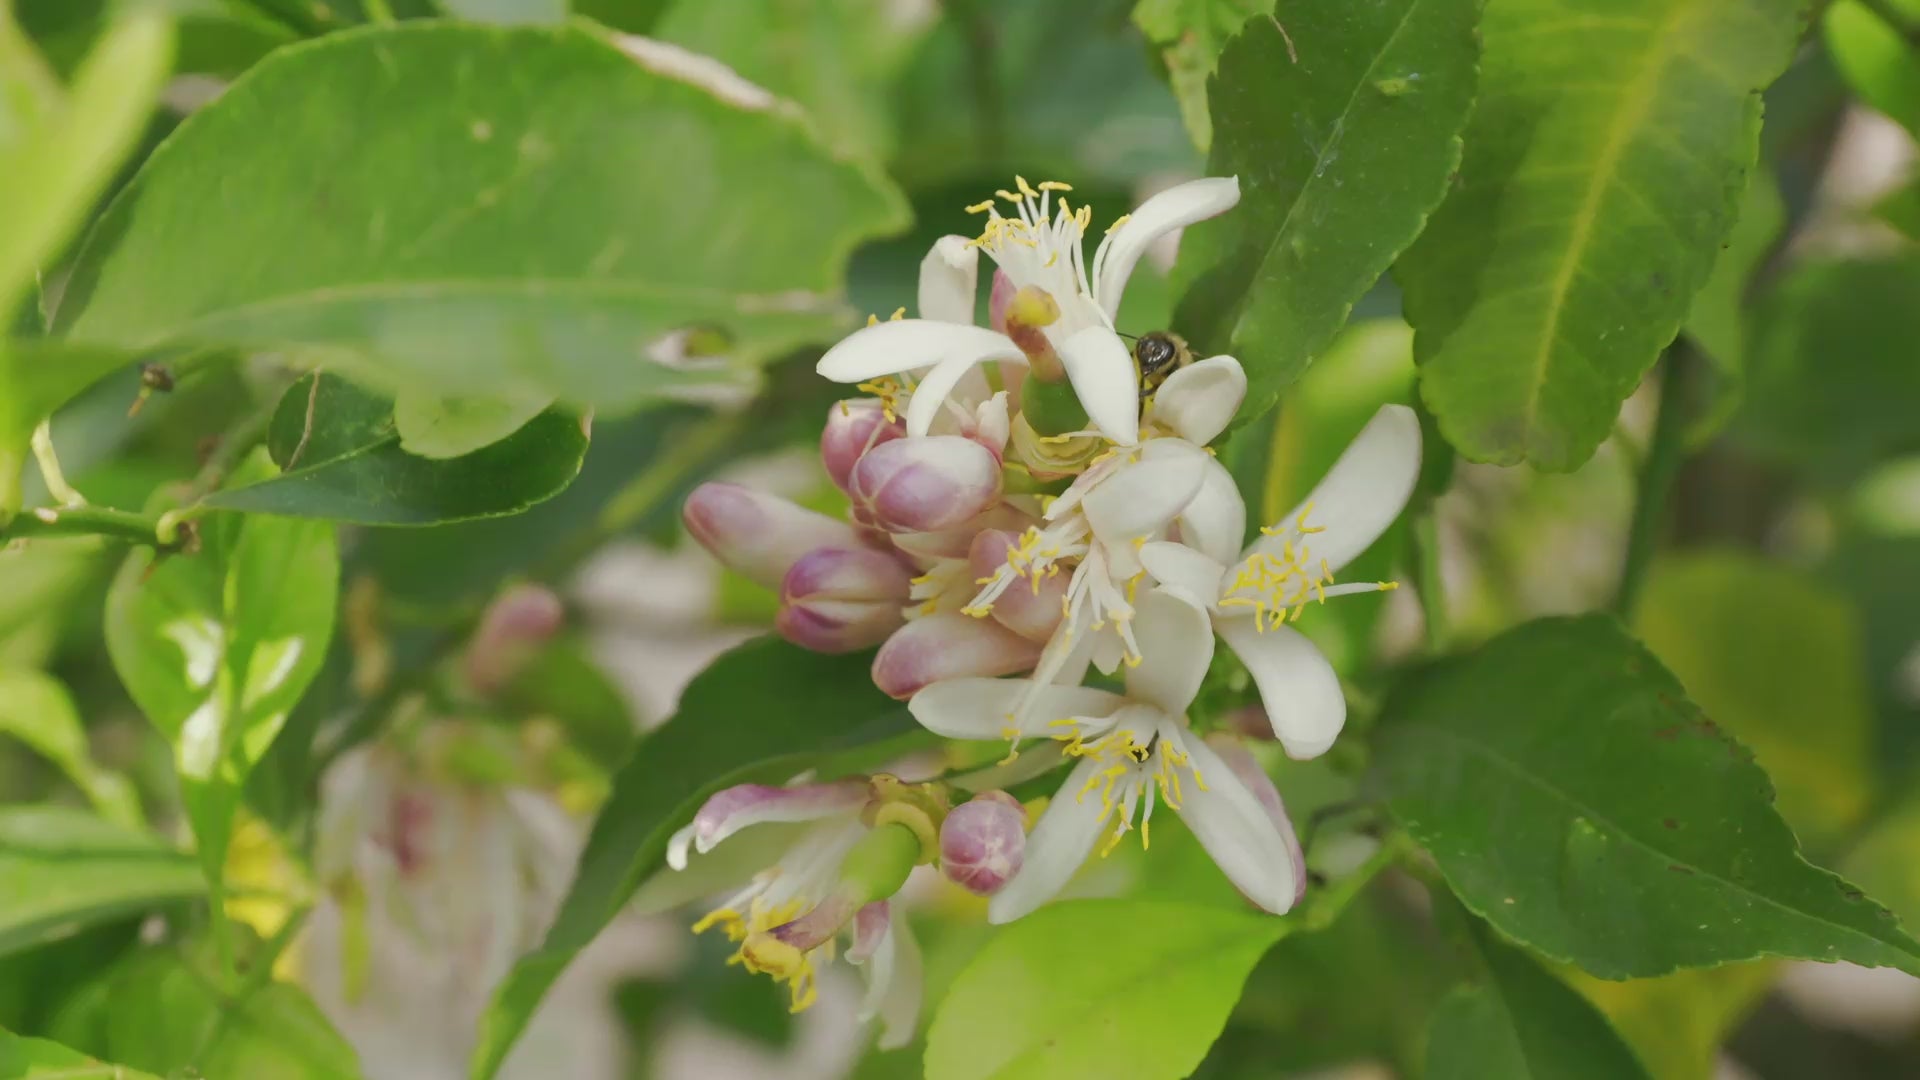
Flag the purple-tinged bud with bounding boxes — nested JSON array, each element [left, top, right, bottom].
[[967, 530, 1066, 643], [940, 791, 1026, 896], [683, 482, 864, 589], [849, 436, 1002, 534], [463, 583, 565, 697], [891, 504, 1038, 563], [776, 547, 913, 653], [871, 613, 1041, 700], [822, 399, 904, 493]]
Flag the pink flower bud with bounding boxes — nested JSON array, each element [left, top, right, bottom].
[[776, 547, 912, 653], [463, 583, 564, 696], [683, 482, 863, 588], [940, 791, 1025, 896], [870, 613, 1040, 699], [849, 436, 1002, 534], [890, 504, 1038, 563], [967, 530, 1066, 643], [821, 399, 904, 493]]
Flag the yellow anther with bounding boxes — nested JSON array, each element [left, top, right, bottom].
[[1105, 213, 1132, 234], [997, 188, 1021, 202], [866, 313, 879, 327], [889, 306, 906, 321], [965, 199, 996, 213], [1038, 180, 1073, 192], [1016, 175, 1038, 198]]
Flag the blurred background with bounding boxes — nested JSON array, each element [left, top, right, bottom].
[[3, 0, 1918, 1078]]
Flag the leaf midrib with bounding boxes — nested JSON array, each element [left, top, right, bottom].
[[1400, 722, 1920, 972], [1515, 2, 1701, 445]]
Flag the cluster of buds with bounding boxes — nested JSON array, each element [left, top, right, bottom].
[[675, 176, 1425, 1043]]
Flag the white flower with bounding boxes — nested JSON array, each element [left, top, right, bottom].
[[816, 177, 1242, 445], [662, 779, 923, 1047], [910, 586, 1304, 921], [1139, 404, 1423, 759]]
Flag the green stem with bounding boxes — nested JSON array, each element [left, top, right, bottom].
[[0, 444, 22, 525], [1613, 346, 1694, 620], [0, 503, 182, 549], [1407, 508, 1448, 652]]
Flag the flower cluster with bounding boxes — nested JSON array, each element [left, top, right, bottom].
[[675, 177, 1422, 1040]]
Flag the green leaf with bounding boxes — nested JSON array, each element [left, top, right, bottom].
[[200, 372, 588, 524], [1735, 254, 1920, 485], [438, 0, 569, 25], [0, 805, 202, 959], [1171, 0, 1481, 424], [1823, 0, 1920, 137], [923, 900, 1288, 1080], [1634, 553, 1877, 851], [1375, 615, 1920, 979], [48, 934, 362, 1079], [1565, 963, 1776, 1080], [1680, 174, 1785, 444], [55, 22, 909, 415], [106, 469, 339, 890], [470, 636, 924, 1080], [1842, 798, 1920, 931], [1130, 0, 1272, 151], [1398, 0, 1806, 470], [391, 387, 553, 460], [0, 1029, 160, 1080], [1425, 913, 1653, 1080], [0, 669, 141, 828], [654, 0, 930, 163]]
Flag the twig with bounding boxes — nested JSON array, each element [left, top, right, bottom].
[[1613, 345, 1695, 620], [0, 503, 184, 550]]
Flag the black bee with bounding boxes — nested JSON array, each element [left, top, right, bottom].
[[1133, 331, 1194, 401]]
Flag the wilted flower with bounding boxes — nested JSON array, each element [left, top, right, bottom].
[[1139, 404, 1422, 759], [910, 587, 1305, 922], [664, 774, 941, 1046]]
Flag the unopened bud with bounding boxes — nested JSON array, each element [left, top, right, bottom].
[[821, 399, 904, 492], [776, 547, 912, 653], [940, 791, 1026, 896], [871, 613, 1040, 700], [849, 436, 1002, 534], [683, 482, 863, 588], [463, 583, 564, 696], [967, 530, 1066, 642]]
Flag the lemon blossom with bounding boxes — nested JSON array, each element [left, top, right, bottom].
[[1138, 404, 1423, 760], [663, 776, 929, 1047], [910, 586, 1304, 922], [815, 176, 1242, 445]]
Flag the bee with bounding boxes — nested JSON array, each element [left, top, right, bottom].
[[1133, 330, 1194, 400]]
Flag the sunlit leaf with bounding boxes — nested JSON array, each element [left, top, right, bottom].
[[0, 669, 141, 828]]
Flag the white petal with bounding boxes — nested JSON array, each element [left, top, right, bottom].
[[1123, 586, 1213, 716], [1139, 541, 1228, 603], [1081, 440, 1208, 544], [910, 678, 1126, 740], [1054, 325, 1140, 445], [1151, 355, 1246, 447], [1253, 403, 1421, 573], [918, 235, 979, 325], [1216, 616, 1345, 760], [904, 355, 985, 437], [1177, 456, 1247, 568], [1095, 177, 1241, 320], [682, 781, 868, 858], [1174, 733, 1300, 915], [988, 757, 1114, 923], [817, 319, 1025, 385], [1207, 734, 1306, 909], [876, 910, 923, 1049]]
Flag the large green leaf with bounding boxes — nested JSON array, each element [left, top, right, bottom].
[[924, 900, 1288, 1080], [106, 462, 339, 889], [1171, 0, 1480, 424], [1680, 175, 1784, 443], [654, 0, 929, 164], [0, 1030, 160, 1080], [470, 636, 924, 1080], [1398, 0, 1805, 470], [54, 22, 909, 415], [1425, 912, 1653, 1080], [1130, 0, 1272, 151], [1735, 254, 1920, 485], [198, 372, 588, 524], [47, 935, 361, 1079], [1375, 615, 1920, 979], [0, 805, 202, 959], [0, 669, 141, 828], [1634, 553, 1876, 852]]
